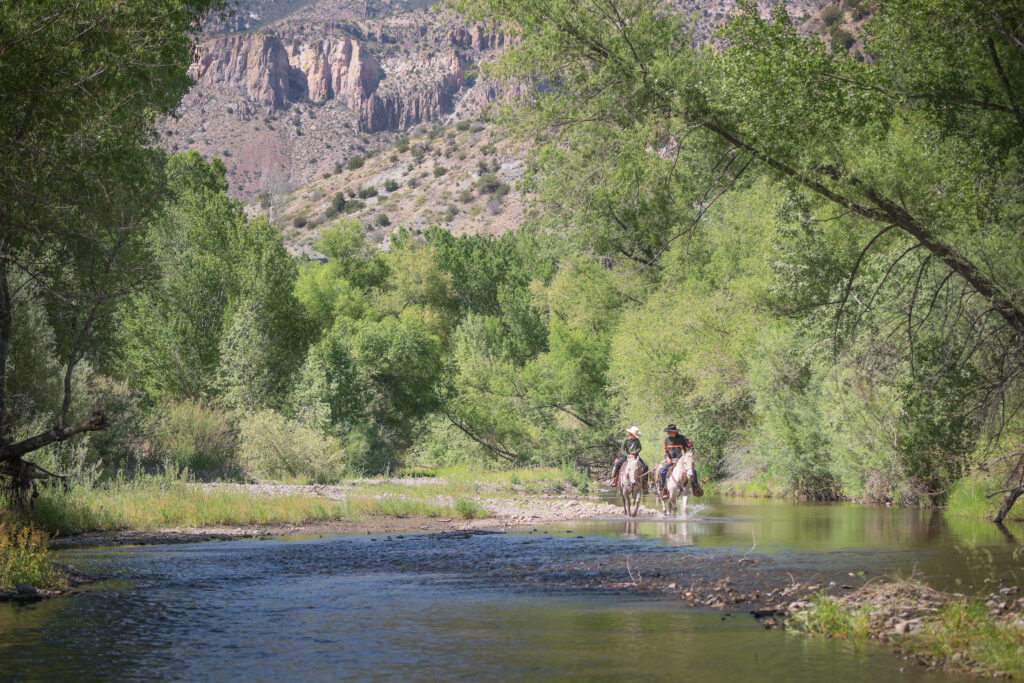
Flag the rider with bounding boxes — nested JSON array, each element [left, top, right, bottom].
[[657, 424, 695, 500], [612, 426, 649, 491]]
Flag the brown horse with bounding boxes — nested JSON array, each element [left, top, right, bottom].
[[617, 454, 644, 517], [658, 449, 698, 517]]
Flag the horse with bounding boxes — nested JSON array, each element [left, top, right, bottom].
[[617, 454, 644, 517], [658, 449, 698, 517]]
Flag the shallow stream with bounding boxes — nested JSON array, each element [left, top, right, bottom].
[[2, 496, 1022, 680]]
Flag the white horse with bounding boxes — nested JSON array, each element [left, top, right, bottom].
[[617, 454, 644, 517], [658, 450, 698, 517]]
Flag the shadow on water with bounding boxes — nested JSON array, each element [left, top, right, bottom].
[[1, 495, 1020, 681]]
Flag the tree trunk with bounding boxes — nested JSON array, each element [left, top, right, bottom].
[[994, 488, 1022, 524], [0, 409, 108, 464], [0, 257, 11, 446]]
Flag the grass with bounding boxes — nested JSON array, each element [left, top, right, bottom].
[[25, 474, 460, 536], [790, 582, 1024, 677], [904, 600, 1024, 677], [788, 591, 873, 653], [0, 519, 65, 591], [19, 464, 583, 536]]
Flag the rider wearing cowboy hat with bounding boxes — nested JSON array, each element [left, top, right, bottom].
[[656, 423, 696, 499], [612, 426, 649, 492]]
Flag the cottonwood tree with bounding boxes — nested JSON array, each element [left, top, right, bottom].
[[0, 0, 223, 499], [455, 0, 1024, 514]]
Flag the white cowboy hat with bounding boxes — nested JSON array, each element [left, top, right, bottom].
[[627, 426, 641, 437]]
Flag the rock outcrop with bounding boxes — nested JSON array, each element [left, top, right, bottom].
[[188, 20, 506, 132]]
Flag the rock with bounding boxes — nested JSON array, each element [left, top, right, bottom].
[[762, 617, 778, 628], [15, 583, 38, 596], [894, 621, 911, 635], [999, 586, 1018, 595]]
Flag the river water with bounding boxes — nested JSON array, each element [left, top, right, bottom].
[[2, 496, 1022, 681]]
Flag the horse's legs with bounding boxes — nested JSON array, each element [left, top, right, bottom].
[[620, 489, 629, 516], [680, 494, 688, 518]]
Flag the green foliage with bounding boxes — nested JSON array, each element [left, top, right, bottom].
[[0, 521, 64, 591], [358, 186, 378, 199], [346, 155, 365, 170], [454, 498, 490, 519], [237, 410, 347, 483], [332, 192, 347, 212], [383, 178, 400, 192], [819, 6, 844, 27], [293, 215, 308, 228], [117, 153, 306, 403], [141, 400, 238, 479], [374, 213, 391, 227]]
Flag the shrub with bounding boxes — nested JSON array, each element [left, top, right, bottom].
[[829, 25, 855, 49], [324, 206, 338, 219], [142, 400, 238, 479], [458, 188, 474, 203], [237, 410, 346, 483], [820, 5, 843, 27], [346, 155, 365, 170], [334, 162, 343, 174], [332, 193, 346, 212], [0, 521, 64, 591], [455, 120, 471, 131], [395, 137, 410, 153], [357, 186, 378, 199], [342, 424, 395, 476], [374, 213, 391, 227], [433, 166, 447, 177], [477, 173, 502, 194], [344, 199, 366, 213], [293, 215, 308, 228], [454, 499, 490, 519], [383, 178, 399, 192]]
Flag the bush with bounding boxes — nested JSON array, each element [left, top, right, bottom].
[[357, 186, 378, 199], [477, 173, 502, 194], [395, 137, 410, 153], [293, 215, 308, 228], [455, 120, 471, 131], [237, 410, 346, 483], [0, 521, 64, 591], [332, 193, 347, 212], [458, 188, 475, 203], [333, 162, 343, 174], [374, 213, 391, 227], [346, 155, 365, 170], [820, 5, 843, 27], [383, 178, 399, 192], [325, 206, 338, 219], [828, 24, 855, 49], [433, 166, 447, 177], [344, 199, 366, 213], [454, 499, 490, 519], [342, 424, 395, 476], [142, 400, 238, 479]]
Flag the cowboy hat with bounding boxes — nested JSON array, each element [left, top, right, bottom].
[[664, 424, 680, 433]]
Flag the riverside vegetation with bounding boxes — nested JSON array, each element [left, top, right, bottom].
[[2, 0, 1024, 525]]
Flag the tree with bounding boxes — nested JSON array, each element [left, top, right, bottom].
[[458, 0, 1024, 513], [0, 0, 223, 497]]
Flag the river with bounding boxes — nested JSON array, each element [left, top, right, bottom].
[[2, 496, 1021, 681]]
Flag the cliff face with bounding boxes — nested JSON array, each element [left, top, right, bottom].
[[192, 34, 384, 112], [188, 20, 505, 133]]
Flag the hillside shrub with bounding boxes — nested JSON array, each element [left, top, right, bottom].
[[346, 155, 365, 170], [383, 178, 399, 192], [433, 166, 447, 177], [357, 186, 378, 199], [293, 215, 307, 228], [374, 213, 391, 227], [820, 5, 843, 27], [332, 193, 347, 212], [455, 120, 471, 131]]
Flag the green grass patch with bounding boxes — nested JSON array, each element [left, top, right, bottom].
[[788, 592, 873, 653], [904, 600, 1024, 677], [946, 475, 1002, 519]]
